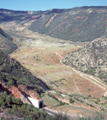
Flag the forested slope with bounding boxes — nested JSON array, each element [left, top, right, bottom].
[[0, 50, 49, 93]]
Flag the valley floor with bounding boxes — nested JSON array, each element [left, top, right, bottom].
[[2, 23, 106, 116]]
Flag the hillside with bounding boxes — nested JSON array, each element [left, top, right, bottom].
[[0, 6, 107, 42], [1, 6, 107, 118], [29, 6, 107, 42], [0, 28, 17, 54], [10, 30, 107, 114], [62, 36, 107, 81], [0, 49, 49, 95]]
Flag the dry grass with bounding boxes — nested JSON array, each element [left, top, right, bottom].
[[11, 38, 107, 98], [42, 94, 59, 107], [9, 28, 107, 113]]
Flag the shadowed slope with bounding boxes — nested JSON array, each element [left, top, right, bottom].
[[0, 28, 17, 54]]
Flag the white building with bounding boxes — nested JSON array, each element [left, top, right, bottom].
[[28, 97, 44, 109]]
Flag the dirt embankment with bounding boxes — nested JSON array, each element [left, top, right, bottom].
[[0, 83, 41, 104]]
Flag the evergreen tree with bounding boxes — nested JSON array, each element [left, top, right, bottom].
[[69, 97, 74, 103]]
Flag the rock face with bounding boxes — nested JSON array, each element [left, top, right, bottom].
[[11, 85, 40, 104], [11, 86, 23, 98], [62, 37, 107, 81], [29, 90, 41, 100], [0, 83, 41, 104]]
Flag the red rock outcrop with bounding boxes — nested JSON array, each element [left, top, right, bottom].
[[11, 86, 30, 104], [11, 85, 41, 104], [29, 90, 41, 100], [11, 86, 23, 98], [18, 84, 29, 95]]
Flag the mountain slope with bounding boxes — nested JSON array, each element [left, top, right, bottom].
[[0, 6, 107, 42], [29, 6, 107, 42], [62, 36, 107, 81], [0, 49, 49, 94], [0, 28, 17, 53]]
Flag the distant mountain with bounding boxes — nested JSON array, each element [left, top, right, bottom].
[[0, 6, 107, 42], [29, 6, 107, 42], [0, 28, 17, 54], [62, 36, 107, 81]]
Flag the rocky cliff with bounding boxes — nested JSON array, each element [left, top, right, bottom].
[[62, 37, 107, 81]]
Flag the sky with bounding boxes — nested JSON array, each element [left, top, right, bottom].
[[0, 0, 107, 11]]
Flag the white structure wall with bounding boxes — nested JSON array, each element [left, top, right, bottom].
[[28, 97, 44, 108]]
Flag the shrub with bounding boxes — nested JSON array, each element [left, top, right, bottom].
[[69, 98, 74, 104], [88, 95, 91, 98]]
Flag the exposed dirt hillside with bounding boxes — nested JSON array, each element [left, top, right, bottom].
[[0, 82, 40, 104]]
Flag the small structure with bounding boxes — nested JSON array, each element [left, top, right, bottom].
[[28, 97, 44, 109]]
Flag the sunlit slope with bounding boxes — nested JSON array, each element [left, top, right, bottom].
[[1, 7, 107, 42], [11, 36, 107, 98]]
